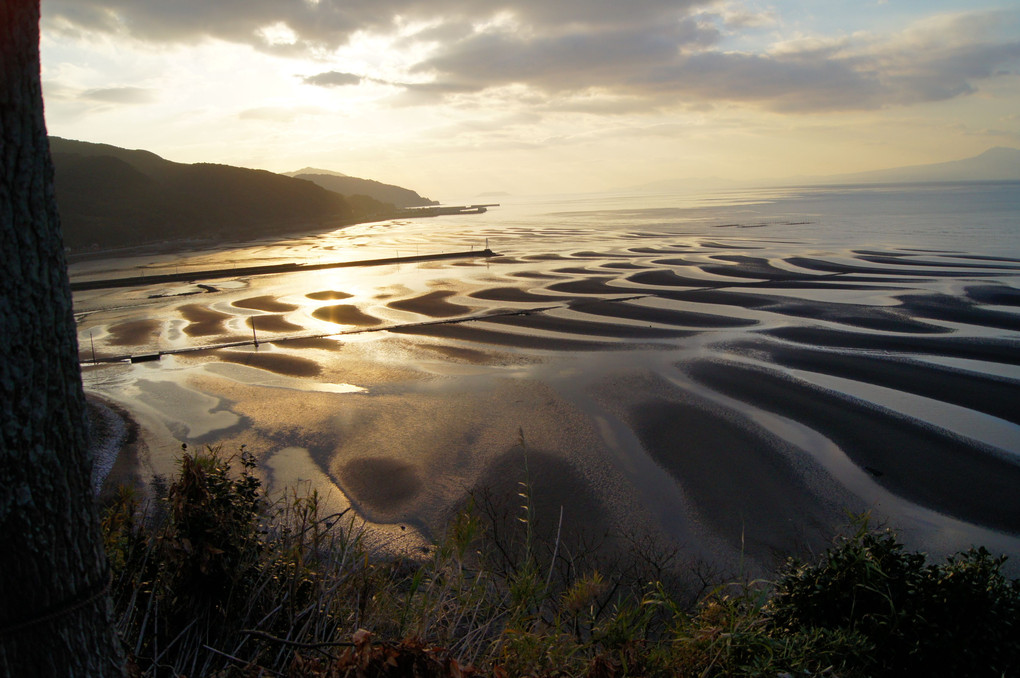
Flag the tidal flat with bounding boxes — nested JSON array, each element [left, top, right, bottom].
[[73, 184, 1020, 575]]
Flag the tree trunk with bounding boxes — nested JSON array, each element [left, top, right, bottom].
[[0, 1, 125, 674]]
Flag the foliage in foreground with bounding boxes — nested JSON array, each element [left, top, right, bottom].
[[101, 446, 1020, 677]]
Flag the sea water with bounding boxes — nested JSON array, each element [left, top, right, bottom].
[[73, 181, 1020, 573]]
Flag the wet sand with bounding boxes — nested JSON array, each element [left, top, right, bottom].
[[390, 321, 623, 351], [312, 304, 383, 326], [729, 340, 1020, 425], [572, 299, 756, 328], [630, 398, 848, 557], [233, 295, 299, 312], [106, 319, 161, 346], [468, 287, 570, 304], [764, 327, 1020, 366], [246, 314, 305, 333], [340, 457, 423, 515], [216, 349, 323, 378], [282, 336, 344, 351], [86, 395, 144, 499], [466, 447, 613, 547], [179, 303, 235, 337], [685, 359, 1020, 534], [387, 290, 474, 318], [483, 312, 692, 339], [75, 225, 1020, 576], [307, 290, 354, 301]]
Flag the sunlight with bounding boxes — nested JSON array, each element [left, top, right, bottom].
[[257, 21, 299, 47]]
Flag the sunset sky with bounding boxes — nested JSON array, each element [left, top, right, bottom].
[[40, 0, 1020, 199]]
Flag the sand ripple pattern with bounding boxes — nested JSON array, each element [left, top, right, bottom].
[[77, 231, 1020, 564], [385, 243, 1020, 538]]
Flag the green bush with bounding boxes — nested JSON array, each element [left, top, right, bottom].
[[103, 445, 371, 676], [767, 514, 1020, 676], [101, 454, 1019, 677], [161, 445, 263, 612]]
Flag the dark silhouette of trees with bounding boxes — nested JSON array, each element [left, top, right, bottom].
[[0, 1, 124, 674]]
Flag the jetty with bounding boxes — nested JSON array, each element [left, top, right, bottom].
[[70, 248, 499, 292], [395, 204, 499, 218]]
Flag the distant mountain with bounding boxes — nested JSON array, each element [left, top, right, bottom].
[[49, 138, 396, 252], [285, 167, 349, 178], [289, 172, 437, 208], [802, 147, 1020, 185]]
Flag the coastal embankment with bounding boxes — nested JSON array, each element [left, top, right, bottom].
[[71, 248, 498, 292]]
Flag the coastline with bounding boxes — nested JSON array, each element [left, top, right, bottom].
[[86, 394, 141, 498], [74, 189, 1020, 576]]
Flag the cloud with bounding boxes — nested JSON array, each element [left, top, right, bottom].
[[414, 18, 721, 91], [81, 86, 156, 104], [711, 2, 778, 29], [412, 10, 1020, 113], [302, 70, 362, 87], [238, 106, 328, 121], [43, 2, 1020, 115], [42, 0, 713, 52]]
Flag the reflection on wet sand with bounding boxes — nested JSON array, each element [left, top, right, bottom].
[[630, 397, 849, 557], [306, 290, 354, 301], [312, 304, 383, 326], [217, 349, 322, 378], [245, 314, 304, 333], [106, 319, 161, 346], [686, 359, 1020, 535], [387, 290, 473, 318], [340, 457, 422, 517], [178, 303, 235, 337], [282, 336, 343, 351], [233, 295, 299, 312], [76, 218, 1020, 576]]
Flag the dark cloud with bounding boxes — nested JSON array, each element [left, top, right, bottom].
[[631, 52, 889, 112], [414, 19, 720, 91], [303, 71, 362, 87], [44, 2, 1020, 114], [43, 0, 708, 51], [887, 42, 1020, 104], [412, 14, 1020, 113], [81, 86, 155, 104]]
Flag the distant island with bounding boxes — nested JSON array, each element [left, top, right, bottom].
[[797, 146, 1020, 185], [623, 147, 1020, 193], [49, 138, 436, 253]]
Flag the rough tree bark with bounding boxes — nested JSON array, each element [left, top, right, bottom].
[[0, 1, 125, 674]]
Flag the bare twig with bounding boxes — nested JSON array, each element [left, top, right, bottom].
[[201, 644, 284, 677], [241, 628, 356, 649]]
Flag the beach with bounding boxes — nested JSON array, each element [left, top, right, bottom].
[[76, 184, 1020, 575]]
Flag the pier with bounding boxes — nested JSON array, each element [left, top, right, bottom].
[[70, 248, 499, 292], [394, 204, 500, 218]]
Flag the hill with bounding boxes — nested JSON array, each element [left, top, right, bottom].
[[49, 138, 397, 252], [621, 148, 1020, 194], [802, 147, 1020, 185], [287, 171, 437, 208], [285, 166, 349, 178]]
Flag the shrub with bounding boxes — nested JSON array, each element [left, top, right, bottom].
[[103, 445, 370, 676], [160, 445, 263, 614], [101, 453, 1019, 677], [767, 513, 1020, 676]]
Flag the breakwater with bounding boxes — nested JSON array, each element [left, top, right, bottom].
[[71, 248, 498, 292]]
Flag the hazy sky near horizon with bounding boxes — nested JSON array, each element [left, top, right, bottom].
[[40, 0, 1020, 199]]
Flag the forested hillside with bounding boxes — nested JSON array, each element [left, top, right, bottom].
[[50, 138, 396, 251]]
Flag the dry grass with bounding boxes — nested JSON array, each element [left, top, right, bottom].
[[101, 444, 1019, 677]]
